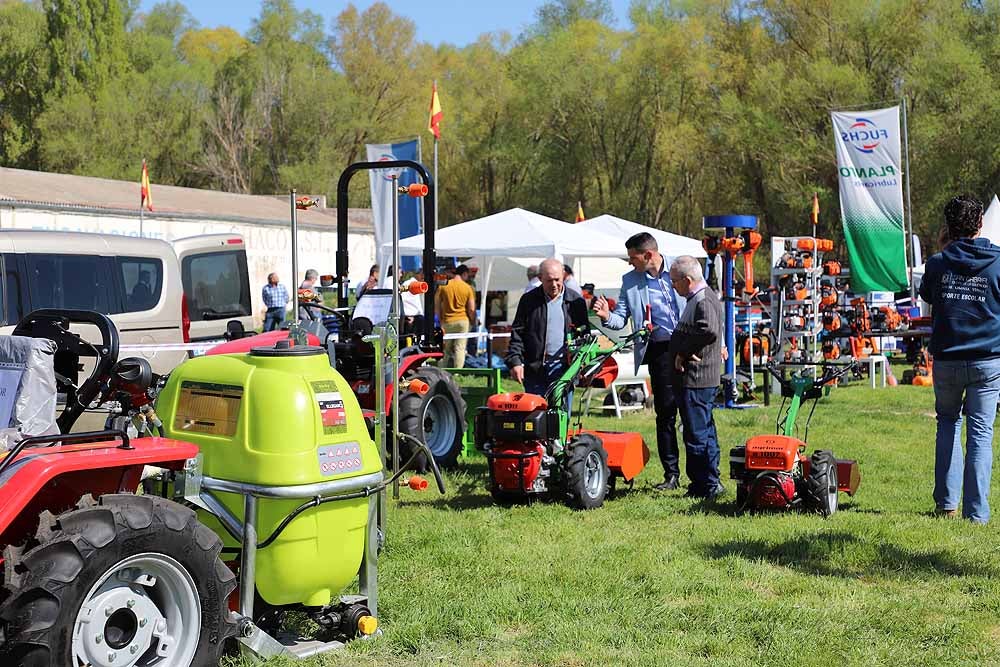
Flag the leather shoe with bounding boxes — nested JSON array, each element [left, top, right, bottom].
[[654, 475, 680, 491]]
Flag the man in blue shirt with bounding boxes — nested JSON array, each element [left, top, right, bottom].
[[592, 232, 684, 490], [262, 272, 289, 332]]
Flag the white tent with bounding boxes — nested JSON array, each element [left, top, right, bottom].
[[578, 214, 707, 258], [386, 208, 626, 260]]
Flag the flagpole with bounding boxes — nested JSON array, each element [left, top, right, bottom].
[[139, 157, 144, 238], [901, 95, 916, 301], [433, 79, 439, 237]]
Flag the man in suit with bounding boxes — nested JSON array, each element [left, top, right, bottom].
[[592, 232, 685, 490]]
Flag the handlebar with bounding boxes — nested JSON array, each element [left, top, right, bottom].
[[766, 360, 855, 389]]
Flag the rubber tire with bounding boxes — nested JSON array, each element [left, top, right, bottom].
[[489, 487, 526, 507], [805, 450, 840, 517], [0, 494, 237, 666], [562, 434, 610, 510], [735, 484, 749, 511], [397, 365, 467, 472]]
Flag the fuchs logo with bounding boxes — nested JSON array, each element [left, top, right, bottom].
[[842, 118, 889, 153], [377, 153, 400, 181]]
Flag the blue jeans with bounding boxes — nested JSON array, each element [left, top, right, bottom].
[[678, 386, 721, 495], [933, 357, 1000, 523], [524, 358, 572, 412], [264, 307, 285, 332]]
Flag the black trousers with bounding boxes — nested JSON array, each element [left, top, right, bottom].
[[643, 340, 680, 480]]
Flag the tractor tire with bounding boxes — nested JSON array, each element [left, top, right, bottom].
[[562, 434, 610, 510], [397, 365, 467, 472], [0, 494, 237, 667], [805, 450, 840, 517]]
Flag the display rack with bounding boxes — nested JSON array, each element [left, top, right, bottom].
[[770, 236, 827, 366]]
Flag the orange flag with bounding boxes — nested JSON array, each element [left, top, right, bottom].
[[811, 192, 819, 227], [140, 160, 153, 212], [575, 201, 585, 222], [428, 82, 442, 140]]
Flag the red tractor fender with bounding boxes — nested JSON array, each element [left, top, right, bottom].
[[207, 330, 321, 355], [0, 436, 198, 547]]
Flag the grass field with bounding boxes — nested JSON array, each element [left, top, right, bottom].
[[248, 379, 1000, 667]]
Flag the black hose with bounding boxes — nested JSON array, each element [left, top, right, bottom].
[[255, 440, 444, 549]]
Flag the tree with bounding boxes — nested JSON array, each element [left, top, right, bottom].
[[0, 1, 49, 167]]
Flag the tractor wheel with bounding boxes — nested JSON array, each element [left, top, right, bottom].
[[0, 494, 236, 667], [562, 434, 610, 510], [397, 365, 467, 471], [805, 450, 840, 517], [735, 484, 749, 511]]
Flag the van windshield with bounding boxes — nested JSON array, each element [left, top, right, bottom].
[[182, 250, 251, 321]]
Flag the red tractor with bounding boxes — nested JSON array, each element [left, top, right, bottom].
[[729, 361, 861, 515], [0, 309, 442, 664]]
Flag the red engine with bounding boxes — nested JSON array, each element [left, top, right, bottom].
[[750, 471, 798, 509], [490, 443, 546, 493]]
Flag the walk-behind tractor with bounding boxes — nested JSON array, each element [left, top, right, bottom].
[[729, 361, 861, 516], [0, 309, 443, 665], [475, 327, 650, 509]]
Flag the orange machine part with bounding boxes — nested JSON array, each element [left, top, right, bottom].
[[744, 435, 803, 471], [573, 429, 649, 481], [796, 238, 834, 252], [580, 356, 618, 389], [836, 459, 861, 495], [487, 392, 548, 412]]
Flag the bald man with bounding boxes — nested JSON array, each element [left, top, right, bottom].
[[507, 258, 591, 398]]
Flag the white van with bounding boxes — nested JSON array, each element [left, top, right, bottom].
[[0, 231, 189, 374], [171, 234, 253, 341]]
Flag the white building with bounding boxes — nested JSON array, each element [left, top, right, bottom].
[[0, 167, 375, 320]]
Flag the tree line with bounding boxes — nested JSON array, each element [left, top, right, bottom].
[[2, 0, 999, 257]]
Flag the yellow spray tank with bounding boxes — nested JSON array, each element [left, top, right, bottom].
[[157, 342, 381, 608]]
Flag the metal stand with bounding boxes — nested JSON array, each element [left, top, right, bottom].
[[703, 214, 758, 409]]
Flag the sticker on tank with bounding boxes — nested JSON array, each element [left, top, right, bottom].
[[311, 380, 347, 434], [318, 442, 363, 475]]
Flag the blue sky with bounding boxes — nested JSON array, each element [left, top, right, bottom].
[[139, 0, 634, 46]]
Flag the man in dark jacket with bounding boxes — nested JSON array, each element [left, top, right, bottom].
[[507, 258, 591, 398], [918, 194, 1000, 524], [668, 255, 725, 500]]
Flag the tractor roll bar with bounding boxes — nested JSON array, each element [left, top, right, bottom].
[[336, 160, 436, 344]]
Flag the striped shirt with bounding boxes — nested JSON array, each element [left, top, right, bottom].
[[262, 283, 289, 309], [646, 268, 680, 342]]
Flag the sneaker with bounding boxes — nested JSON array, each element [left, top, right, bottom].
[[654, 475, 680, 491]]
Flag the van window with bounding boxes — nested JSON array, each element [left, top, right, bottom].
[[182, 250, 251, 321], [26, 254, 114, 313], [118, 257, 163, 312]]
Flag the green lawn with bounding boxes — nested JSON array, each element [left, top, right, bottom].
[[255, 380, 1000, 667]]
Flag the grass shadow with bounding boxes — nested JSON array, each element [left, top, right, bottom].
[[701, 531, 995, 579]]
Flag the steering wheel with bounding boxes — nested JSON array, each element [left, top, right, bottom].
[[13, 309, 120, 433]]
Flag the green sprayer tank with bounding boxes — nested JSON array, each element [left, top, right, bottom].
[[156, 344, 381, 607]]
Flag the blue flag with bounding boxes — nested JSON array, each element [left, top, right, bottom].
[[366, 139, 423, 272]]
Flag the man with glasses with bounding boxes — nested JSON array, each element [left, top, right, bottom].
[[592, 232, 685, 491]]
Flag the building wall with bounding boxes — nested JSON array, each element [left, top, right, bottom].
[[0, 206, 375, 323]]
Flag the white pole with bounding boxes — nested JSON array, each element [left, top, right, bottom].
[[290, 190, 299, 325], [901, 95, 916, 302]]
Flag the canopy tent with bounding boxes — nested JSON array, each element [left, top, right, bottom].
[[382, 208, 627, 326], [385, 208, 626, 260], [465, 255, 630, 293], [577, 214, 708, 258]]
